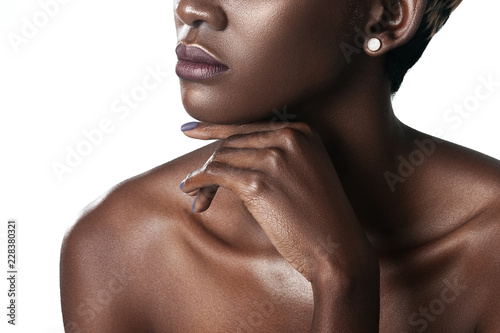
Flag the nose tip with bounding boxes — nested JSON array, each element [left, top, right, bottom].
[[176, 0, 228, 31]]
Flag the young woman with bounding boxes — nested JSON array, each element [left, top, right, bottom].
[[60, 0, 500, 331]]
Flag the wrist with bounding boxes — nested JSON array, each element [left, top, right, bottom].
[[309, 262, 380, 332], [309, 237, 379, 290]]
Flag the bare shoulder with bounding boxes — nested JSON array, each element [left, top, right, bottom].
[[471, 200, 500, 332], [444, 143, 500, 332], [438, 139, 500, 254], [385, 136, 500, 332], [60, 141, 220, 332]]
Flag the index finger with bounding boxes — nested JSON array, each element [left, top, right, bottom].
[[180, 120, 310, 140]]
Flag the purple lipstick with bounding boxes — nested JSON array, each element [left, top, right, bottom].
[[175, 43, 229, 81]]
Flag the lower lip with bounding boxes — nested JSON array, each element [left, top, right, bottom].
[[176, 60, 229, 81]]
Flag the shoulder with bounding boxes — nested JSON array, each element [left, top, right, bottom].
[[62, 139, 220, 254], [60, 141, 221, 332], [412, 133, 500, 226], [448, 148, 500, 331], [437, 139, 500, 261], [471, 201, 500, 332], [410, 136, 500, 331]]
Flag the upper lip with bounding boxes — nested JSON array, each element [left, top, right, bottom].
[[175, 43, 228, 67]]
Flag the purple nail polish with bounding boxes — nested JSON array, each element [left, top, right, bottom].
[[192, 195, 198, 213], [181, 122, 199, 132], [180, 181, 185, 191]]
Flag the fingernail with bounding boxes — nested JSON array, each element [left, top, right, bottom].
[[181, 122, 199, 132], [191, 194, 198, 213], [180, 181, 185, 191]]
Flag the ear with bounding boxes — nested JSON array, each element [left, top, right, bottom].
[[363, 0, 428, 56]]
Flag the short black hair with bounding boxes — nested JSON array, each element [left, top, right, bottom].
[[387, 0, 463, 93]]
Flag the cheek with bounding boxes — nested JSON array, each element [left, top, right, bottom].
[[180, 2, 350, 124], [243, 13, 345, 104]]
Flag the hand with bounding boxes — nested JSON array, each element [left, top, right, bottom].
[[179, 121, 375, 283]]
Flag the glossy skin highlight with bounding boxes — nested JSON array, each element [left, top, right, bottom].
[[60, 0, 500, 332]]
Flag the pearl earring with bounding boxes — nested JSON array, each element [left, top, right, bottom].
[[367, 38, 382, 52]]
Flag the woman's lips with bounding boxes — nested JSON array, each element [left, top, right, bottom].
[[175, 43, 229, 81]]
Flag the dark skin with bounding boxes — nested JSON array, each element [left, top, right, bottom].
[[60, 0, 500, 332]]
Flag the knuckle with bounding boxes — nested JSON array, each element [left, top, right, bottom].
[[204, 160, 223, 176], [264, 147, 285, 169], [294, 122, 313, 134], [213, 146, 231, 160], [201, 123, 218, 132], [242, 172, 268, 195], [198, 123, 217, 138], [222, 134, 243, 147], [219, 139, 230, 148], [278, 127, 301, 148]]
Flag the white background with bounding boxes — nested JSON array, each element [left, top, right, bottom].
[[1, 0, 499, 332]]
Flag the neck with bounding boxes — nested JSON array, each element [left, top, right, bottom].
[[290, 72, 424, 254]]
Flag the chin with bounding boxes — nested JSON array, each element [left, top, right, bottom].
[[183, 104, 264, 125], [181, 92, 278, 125]]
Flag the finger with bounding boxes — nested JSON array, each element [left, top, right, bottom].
[[182, 162, 284, 249], [192, 185, 219, 213], [180, 151, 216, 186], [181, 161, 267, 206], [182, 147, 262, 212], [185, 189, 198, 196], [219, 131, 276, 149], [212, 146, 284, 171], [180, 175, 199, 196], [181, 120, 312, 140], [181, 147, 280, 188]]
